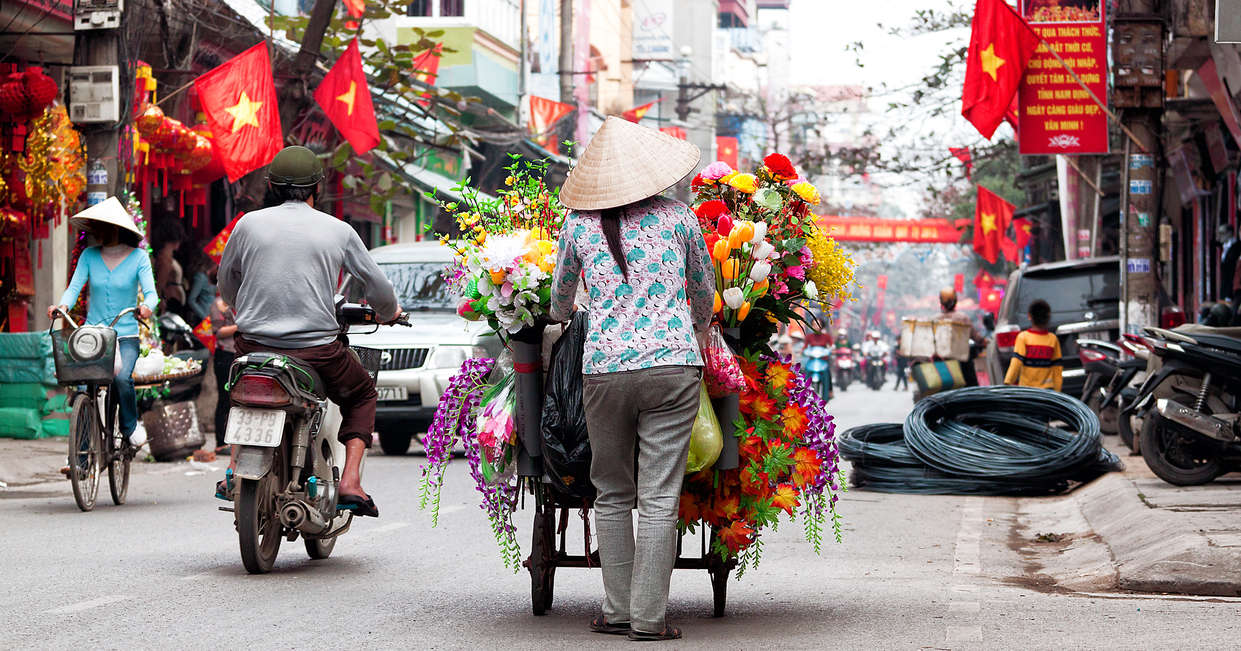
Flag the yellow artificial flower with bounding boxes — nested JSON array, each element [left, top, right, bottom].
[[806, 227, 856, 303], [792, 181, 821, 205], [505, 175, 516, 186], [720, 171, 739, 184], [728, 173, 758, 194]]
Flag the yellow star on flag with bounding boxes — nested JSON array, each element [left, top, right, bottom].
[[981, 212, 998, 234], [336, 81, 357, 116], [224, 91, 263, 133], [980, 43, 1005, 82]]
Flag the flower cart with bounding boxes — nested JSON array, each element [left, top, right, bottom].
[[420, 153, 855, 618]]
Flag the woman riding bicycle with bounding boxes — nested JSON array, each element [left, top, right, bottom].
[[48, 197, 159, 451]]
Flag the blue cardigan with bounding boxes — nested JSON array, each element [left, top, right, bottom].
[[59, 247, 159, 338]]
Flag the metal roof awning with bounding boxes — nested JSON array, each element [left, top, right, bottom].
[[373, 151, 495, 205]]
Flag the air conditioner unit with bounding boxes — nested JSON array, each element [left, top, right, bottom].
[[68, 66, 120, 124], [74, 0, 123, 30], [1219, 0, 1241, 43]]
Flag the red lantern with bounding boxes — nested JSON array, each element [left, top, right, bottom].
[[22, 68, 58, 110], [153, 117, 180, 151], [135, 104, 164, 137], [0, 74, 31, 120], [184, 135, 213, 171]]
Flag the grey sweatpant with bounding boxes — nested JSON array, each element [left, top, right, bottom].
[[583, 365, 701, 634]]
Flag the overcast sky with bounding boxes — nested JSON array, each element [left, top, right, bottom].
[[787, 0, 991, 217]]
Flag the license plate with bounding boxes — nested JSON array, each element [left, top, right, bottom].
[[376, 385, 408, 401], [224, 408, 286, 447]]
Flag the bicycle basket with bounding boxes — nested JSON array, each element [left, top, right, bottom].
[[350, 346, 381, 383], [50, 326, 117, 385]]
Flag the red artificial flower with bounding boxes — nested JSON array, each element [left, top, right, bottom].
[[678, 491, 703, 525], [716, 493, 741, 522], [740, 466, 770, 496], [741, 392, 777, 421], [695, 199, 729, 220], [771, 483, 800, 515], [704, 232, 721, 251], [716, 214, 734, 236], [792, 448, 822, 488], [691, 173, 706, 190], [718, 520, 756, 554], [739, 435, 765, 462], [763, 153, 797, 180]]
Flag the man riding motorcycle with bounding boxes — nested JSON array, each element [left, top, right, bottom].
[[216, 145, 402, 517]]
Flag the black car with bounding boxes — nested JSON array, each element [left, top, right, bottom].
[[984, 257, 1120, 397]]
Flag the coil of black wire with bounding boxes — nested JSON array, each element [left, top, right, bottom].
[[840, 386, 1122, 496]]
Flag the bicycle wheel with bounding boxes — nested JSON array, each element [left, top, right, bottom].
[[105, 392, 130, 505], [68, 392, 100, 512]]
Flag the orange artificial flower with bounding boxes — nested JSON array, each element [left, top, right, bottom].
[[734, 221, 755, 243], [711, 239, 732, 262], [752, 279, 769, 297], [718, 520, 755, 554], [678, 491, 703, 524], [727, 228, 747, 249], [739, 435, 765, 462], [781, 404, 808, 438], [740, 466, 770, 496], [737, 301, 751, 321], [713, 292, 723, 314], [742, 391, 777, 421], [771, 483, 800, 515], [721, 258, 741, 280], [717, 493, 741, 521], [766, 363, 793, 391], [792, 448, 822, 488], [489, 269, 507, 285]]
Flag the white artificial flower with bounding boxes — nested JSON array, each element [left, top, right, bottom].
[[750, 221, 768, 244], [804, 280, 819, 300], [749, 261, 772, 282], [754, 241, 775, 260], [723, 287, 745, 309]]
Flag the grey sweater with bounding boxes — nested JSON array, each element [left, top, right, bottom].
[[218, 200, 398, 348]]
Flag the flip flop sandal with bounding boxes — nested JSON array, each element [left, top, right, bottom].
[[214, 468, 235, 501], [338, 494, 379, 518], [628, 626, 682, 642], [589, 614, 630, 635]]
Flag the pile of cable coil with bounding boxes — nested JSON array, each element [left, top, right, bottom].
[[840, 386, 1123, 495]]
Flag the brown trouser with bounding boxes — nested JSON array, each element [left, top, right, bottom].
[[235, 336, 376, 447]]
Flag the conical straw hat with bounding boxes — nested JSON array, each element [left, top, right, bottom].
[[560, 116, 701, 211], [69, 196, 144, 238]]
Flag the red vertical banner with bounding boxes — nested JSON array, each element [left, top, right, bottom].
[[1018, 1, 1108, 155], [716, 136, 739, 168], [953, 273, 965, 294]]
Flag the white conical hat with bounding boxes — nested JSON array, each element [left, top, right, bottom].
[[69, 196, 143, 238], [559, 116, 701, 211]]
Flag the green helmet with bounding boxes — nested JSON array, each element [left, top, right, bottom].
[[267, 145, 324, 187]]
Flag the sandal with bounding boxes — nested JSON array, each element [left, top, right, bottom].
[[214, 468, 235, 501], [338, 493, 379, 518], [628, 625, 682, 642], [589, 614, 630, 635]]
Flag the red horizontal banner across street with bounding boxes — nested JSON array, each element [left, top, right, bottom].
[[816, 217, 964, 243]]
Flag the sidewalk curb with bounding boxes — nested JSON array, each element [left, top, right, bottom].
[[1073, 473, 1241, 597]]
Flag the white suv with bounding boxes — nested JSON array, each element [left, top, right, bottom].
[[343, 242, 501, 455]]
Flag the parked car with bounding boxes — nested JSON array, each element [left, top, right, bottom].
[[984, 257, 1120, 398], [342, 242, 502, 455]]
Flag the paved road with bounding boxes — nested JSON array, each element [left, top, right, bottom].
[[3, 384, 1240, 649]]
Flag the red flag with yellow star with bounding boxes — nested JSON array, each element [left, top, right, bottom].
[[961, 0, 1038, 139], [315, 38, 381, 154], [621, 101, 657, 123], [194, 44, 283, 182], [974, 185, 1014, 264]]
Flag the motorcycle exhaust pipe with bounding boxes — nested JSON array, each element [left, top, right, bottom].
[[1155, 399, 1238, 443], [279, 500, 330, 534]]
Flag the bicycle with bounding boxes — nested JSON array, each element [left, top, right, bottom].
[[50, 306, 145, 512]]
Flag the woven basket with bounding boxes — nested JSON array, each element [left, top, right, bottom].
[[143, 400, 205, 461]]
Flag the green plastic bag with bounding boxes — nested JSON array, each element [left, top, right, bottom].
[[686, 382, 723, 473]]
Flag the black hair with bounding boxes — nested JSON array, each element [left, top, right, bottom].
[[1029, 299, 1051, 328], [270, 182, 319, 204], [118, 229, 141, 248], [601, 206, 628, 281]]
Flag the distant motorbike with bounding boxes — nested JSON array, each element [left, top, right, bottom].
[[865, 348, 887, 390], [223, 300, 409, 573], [1125, 326, 1241, 486], [803, 344, 832, 400], [834, 347, 855, 392]]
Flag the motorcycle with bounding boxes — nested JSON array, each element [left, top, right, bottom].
[[834, 347, 855, 392], [222, 301, 409, 573], [865, 348, 888, 390], [1078, 338, 1124, 435], [1125, 325, 1241, 486], [803, 344, 832, 400], [1098, 335, 1152, 448]]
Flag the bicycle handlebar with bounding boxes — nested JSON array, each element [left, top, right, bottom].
[[50, 306, 150, 332]]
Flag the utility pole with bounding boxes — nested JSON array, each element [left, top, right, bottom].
[[1113, 1, 1165, 334], [558, 0, 574, 104], [517, 0, 528, 127]]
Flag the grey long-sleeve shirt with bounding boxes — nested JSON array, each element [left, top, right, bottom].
[[218, 200, 398, 349]]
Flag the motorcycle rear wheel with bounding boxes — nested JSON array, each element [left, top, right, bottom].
[[1140, 414, 1221, 486], [1086, 392, 1118, 436], [305, 535, 337, 560], [237, 463, 284, 574]]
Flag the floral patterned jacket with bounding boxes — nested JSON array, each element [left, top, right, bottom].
[[550, 196, 715, 375]]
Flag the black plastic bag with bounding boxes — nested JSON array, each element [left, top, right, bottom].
[[541, 311, 595, 499]]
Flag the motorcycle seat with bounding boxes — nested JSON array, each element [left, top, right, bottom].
[[234, 352, 327, 400], [1118, 358, 1146, 370], [1173, 324, 1241, 338], [1189, 333, 1241, 356]]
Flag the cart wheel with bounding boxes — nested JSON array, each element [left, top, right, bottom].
[[529, 503, 556, 615]]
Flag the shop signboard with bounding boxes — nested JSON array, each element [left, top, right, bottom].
[[632, 0, 674, 61], [1018, 0, 1108, 155]]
